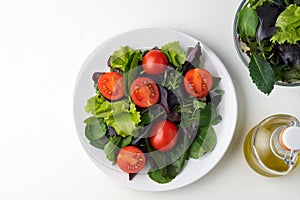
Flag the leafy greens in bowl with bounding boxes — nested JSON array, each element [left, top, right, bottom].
[[234, 0, 300, 94], [83, 41, 224, 184]]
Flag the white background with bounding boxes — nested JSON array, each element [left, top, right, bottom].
[[1, 0, 300, 199]]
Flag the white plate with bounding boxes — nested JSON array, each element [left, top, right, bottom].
[[73, 28, 238, 191]]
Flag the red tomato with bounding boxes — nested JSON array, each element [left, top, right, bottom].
[[98, 72, 124, 100], [184, 68, 213, 98], [117, 146, 146, 174], [130, 77, 159, 108], [150, 120, 178, 152], [142, 50, 168, 75]]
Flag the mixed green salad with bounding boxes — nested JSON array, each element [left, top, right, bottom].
[[236, 0, 300, 94], [83, 41, 224, 184]]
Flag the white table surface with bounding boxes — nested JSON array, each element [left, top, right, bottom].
[[1, 0, 300, 199]]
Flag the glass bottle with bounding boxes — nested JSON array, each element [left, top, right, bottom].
[[243, 114, 300, 177]]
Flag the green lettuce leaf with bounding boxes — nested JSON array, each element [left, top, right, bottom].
[[110, 46, 138, 72], [84, 95, 140, 137], [271, 4, 300, 44], [161, 41, 186, 68]]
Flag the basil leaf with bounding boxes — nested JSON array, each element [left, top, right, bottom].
[[237, 7, 259, 43], [249, 54, 275, 94]]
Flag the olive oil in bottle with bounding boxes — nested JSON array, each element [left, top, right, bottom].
[[243, 114, 300, 177]]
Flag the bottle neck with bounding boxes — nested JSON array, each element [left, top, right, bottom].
[[270, 121, 300, 166]]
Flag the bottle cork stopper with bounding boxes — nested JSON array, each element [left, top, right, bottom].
[[280, 126, 300, 151]]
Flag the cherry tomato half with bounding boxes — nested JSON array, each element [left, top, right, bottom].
[[117, 146, 146, 174], [98, 72, 124, 100], [184, 68, 213, 98], [130, 77, 159, 108], [142, 50, 168, 75], [150, 120, 178, 152]]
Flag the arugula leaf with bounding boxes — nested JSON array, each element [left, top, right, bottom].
[[237, 7, 259, 43], [249, 54, 275, 94], [110, 46, 138, 72], [188, 126, 217, 159], [161, 41, 186, 68], [84, 117, 106, 141], [271, 4, 300, 44]]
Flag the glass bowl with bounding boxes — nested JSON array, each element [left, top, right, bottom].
[[233, 0, 300, 87]]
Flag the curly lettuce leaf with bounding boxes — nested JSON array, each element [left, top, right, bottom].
[[110, 46, 138, 71], [85, 95, 140, 137], [271, 4, 300, 44], [161, 41, 186, 68], [104, 100, 140, 137]]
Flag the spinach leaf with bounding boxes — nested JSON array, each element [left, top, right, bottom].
[[103, 136, 122, 163], [237, 7, 259, 43], [199, 103, 222, 128], [188, 126, 217, 159], [90, 137, 108, 149], [148, 134, 189, 184], [84, 117, 106, 141], [123, 51, 141, 96], [249, 54, 275, 94]]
